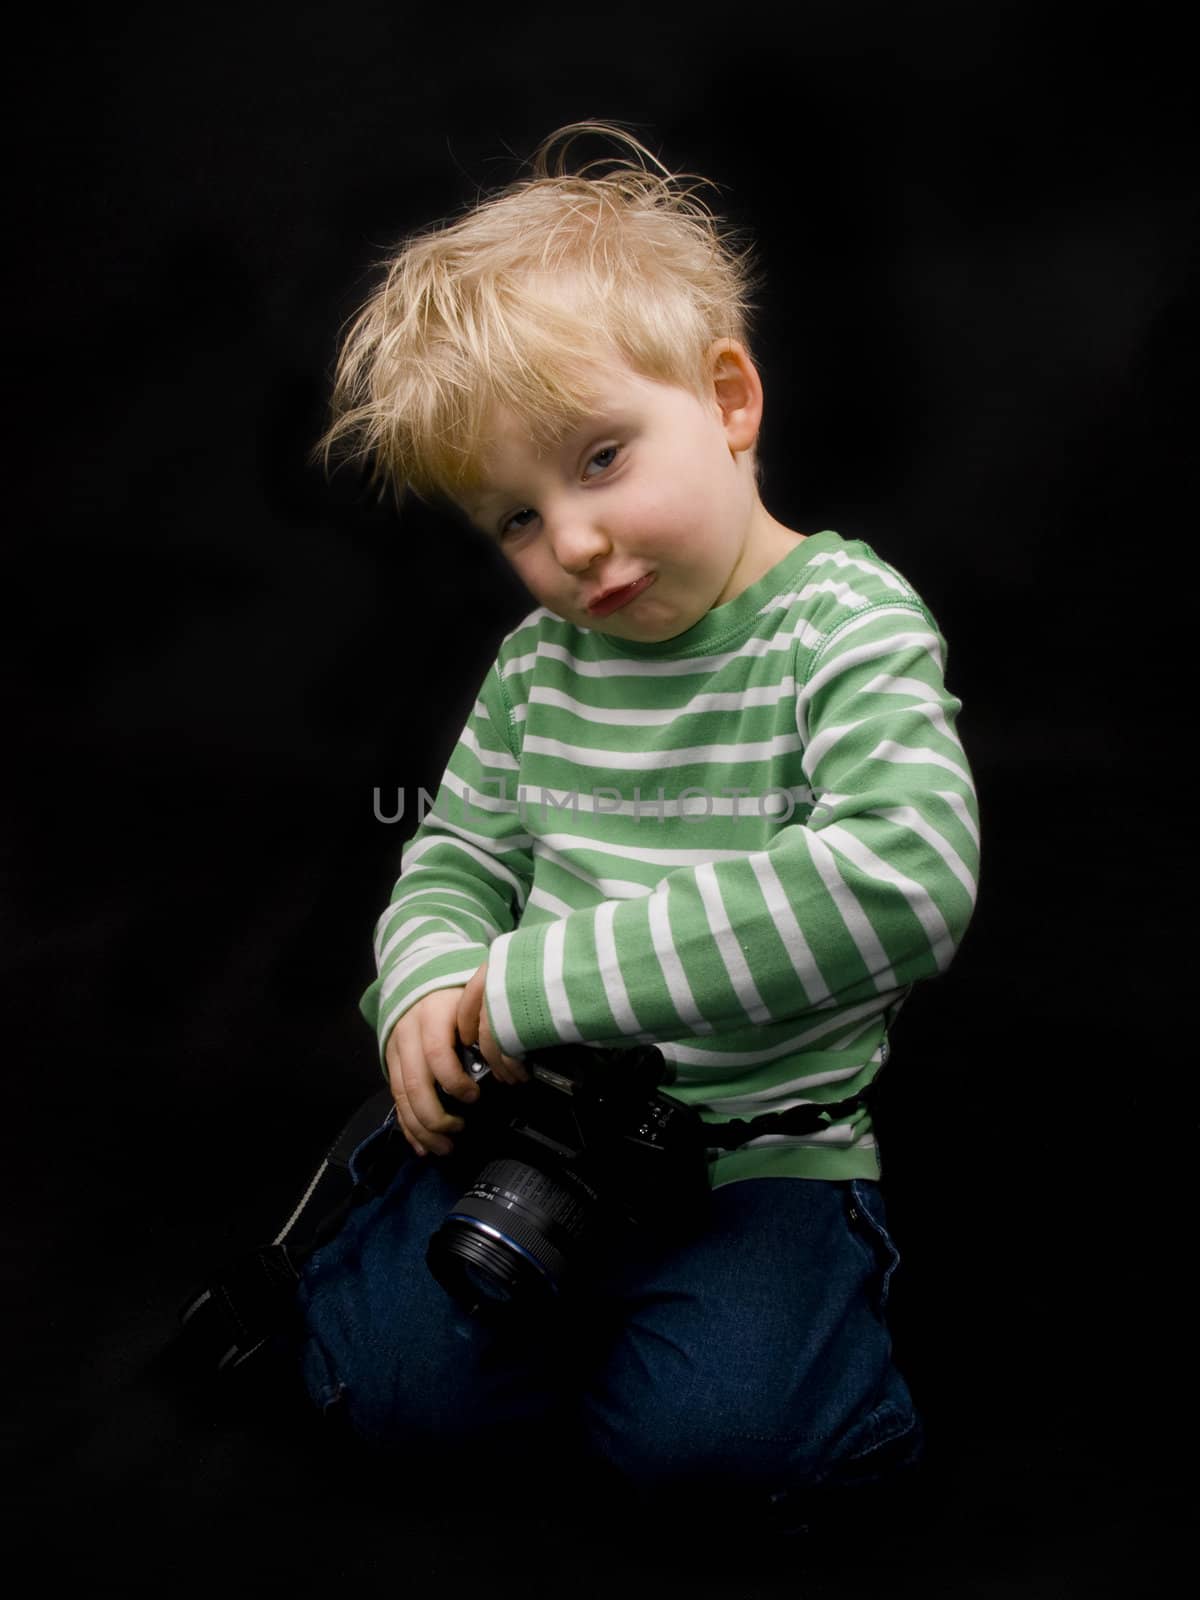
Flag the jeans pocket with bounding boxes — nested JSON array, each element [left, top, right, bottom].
[[843, 1179, 901, 1313], [348, 1102, 402, 1188]]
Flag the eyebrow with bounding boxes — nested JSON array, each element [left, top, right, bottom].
[[461, 484, 512, 522]]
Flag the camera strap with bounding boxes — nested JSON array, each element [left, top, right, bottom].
[[700, 1088, 872, 1150], [176, 1088, 400, 1379]]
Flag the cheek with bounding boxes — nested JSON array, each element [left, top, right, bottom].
[[508, 544, 564, 602], [623, 476, 712, 549]]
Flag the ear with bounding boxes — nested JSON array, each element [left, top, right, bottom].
[[706, 339, 763, 455]]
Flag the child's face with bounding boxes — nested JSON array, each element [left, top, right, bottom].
[[459, 350, 774, 643]]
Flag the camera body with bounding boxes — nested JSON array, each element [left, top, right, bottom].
[[425, 1040, 711, 1319]]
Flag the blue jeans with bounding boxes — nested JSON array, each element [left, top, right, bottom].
[[293, 1119, 922, 1517]]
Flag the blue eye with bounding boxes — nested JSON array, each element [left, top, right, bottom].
[[584, 445, 619, 478]]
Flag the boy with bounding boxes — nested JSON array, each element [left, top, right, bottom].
[[296, 123, 979, 1518]]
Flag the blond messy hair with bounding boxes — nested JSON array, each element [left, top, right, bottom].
[[317, 122, 759, 504]]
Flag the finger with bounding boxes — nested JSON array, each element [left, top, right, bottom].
[[389, 1013, 468, 1125], [425, 1032, 481, 1105], [402, 1055, 466, 1141], [399, 992, 479, 1105], [486, 1052, 528, 1086], [478, 1005, 529, 1085], [387, 1029, 466, 1150], [385, 989, 483, 1154], [400, 1122, 430, 1158], [455, 971, 484, 1048], [398, 1099, 456, 1158]]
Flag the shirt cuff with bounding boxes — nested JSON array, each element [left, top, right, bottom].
[[484, 924, 554, 1056]]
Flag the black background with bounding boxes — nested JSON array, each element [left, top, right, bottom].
[[8, 1, 1193, 1592]]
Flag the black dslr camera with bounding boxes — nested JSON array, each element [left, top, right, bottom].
[[426, 1041, 711, 1321]]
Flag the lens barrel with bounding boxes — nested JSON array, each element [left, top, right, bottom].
[[426, 1156, 598, 1316]]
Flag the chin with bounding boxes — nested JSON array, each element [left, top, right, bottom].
[[602, 618, 692, 644]]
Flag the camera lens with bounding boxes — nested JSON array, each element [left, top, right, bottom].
[[426, 1156, 599, 1318], [461, 1262, 514, 1304]]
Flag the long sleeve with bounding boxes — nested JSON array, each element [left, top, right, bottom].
[[360, 659, 533, 1061], [483, 588, 979, 1060]]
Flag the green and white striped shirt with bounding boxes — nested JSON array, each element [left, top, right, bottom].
[[362, 530, 979, 1185]]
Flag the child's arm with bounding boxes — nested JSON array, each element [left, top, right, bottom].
[[362, 660, 534, 1150], [481, 598, 979, 1057]]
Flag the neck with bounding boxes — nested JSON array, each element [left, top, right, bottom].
[[718, 498, 805, 606]]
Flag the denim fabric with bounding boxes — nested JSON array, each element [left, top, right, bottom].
[[294, 1117, 922, 1511]]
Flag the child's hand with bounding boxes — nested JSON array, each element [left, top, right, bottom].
[[386, 969, 529, 1157], [386, 988, 483, 1158], [457, 962, 529, 1086]]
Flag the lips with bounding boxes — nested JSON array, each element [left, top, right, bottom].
[[586, 572, 656, 618]]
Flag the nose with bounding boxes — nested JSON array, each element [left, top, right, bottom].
[[546, 510, 611, 574]]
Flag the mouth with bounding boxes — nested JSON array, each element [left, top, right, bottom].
[[586, 573, 656, 618]]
